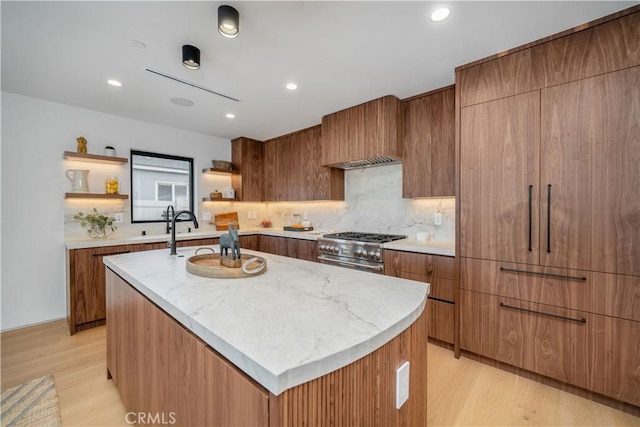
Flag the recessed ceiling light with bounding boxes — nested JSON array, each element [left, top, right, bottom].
[[430, 7, 450, 22], [131, 40, 146, 49], [226, 113, 235, 119], [286, 83, 298, 90], [107, 80, 122, 87], [170, 97, 194, 107]]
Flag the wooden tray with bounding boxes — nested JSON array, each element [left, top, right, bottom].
[[186, 249, 266, 279], [211, 212, 239, 230]]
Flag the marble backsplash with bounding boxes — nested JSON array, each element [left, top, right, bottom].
[[65, 164, 454, 242]]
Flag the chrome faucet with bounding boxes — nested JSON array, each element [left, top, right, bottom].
[[168, 210, 199, 255]]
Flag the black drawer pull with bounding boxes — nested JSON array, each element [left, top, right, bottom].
[[92, 250, 131, 257], [528, 185, 533, 252], [546, 184, 552, 253], [499, 302, 586, 324], [499, 267, 586, 281]]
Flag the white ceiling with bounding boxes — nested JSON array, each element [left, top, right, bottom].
[[2, 1, 637, 141]]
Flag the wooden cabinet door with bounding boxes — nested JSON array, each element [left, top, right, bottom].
[[461, 290, 591, 390], [540, 66, 640, 275], [72, 245, 134, 327], [460, 92, 540, 264], [231, 137, 264, 202], [296, 240, 318, 262], [259, 235, 286, 256], [238, 235, 258, 251], [402, 87, 455, 198]]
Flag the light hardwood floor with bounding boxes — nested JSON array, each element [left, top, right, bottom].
[[2, 320, 638, 426]]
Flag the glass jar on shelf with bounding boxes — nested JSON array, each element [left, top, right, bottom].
[[105, 176, 119, 194]]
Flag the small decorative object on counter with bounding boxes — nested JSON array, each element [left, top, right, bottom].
[[210, 190, 222, 199], [76, 136, 87, 153], [104, 145, 116, 156], [260, 219, 272, 228], [220, 221, 241, 264], [73, 208, 117, 238], [105, 176, 119, 194]]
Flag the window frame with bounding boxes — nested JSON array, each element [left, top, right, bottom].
[[130, 149, 195, 224]]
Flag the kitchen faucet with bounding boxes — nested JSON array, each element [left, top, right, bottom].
[[168, 210, 199, 255], [165, 205, 175, 234]]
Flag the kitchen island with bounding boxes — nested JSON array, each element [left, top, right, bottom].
[[104, 247, 430, 426]]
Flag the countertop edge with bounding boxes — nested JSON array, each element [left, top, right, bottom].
[[67, 230, 455, 256]]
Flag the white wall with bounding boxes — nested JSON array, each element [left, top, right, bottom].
[[1, 92, 230, 331]]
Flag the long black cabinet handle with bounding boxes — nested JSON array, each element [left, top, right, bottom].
[[500, 302, 586, 324], [92, 250, 131, 257], [546, 184, 552, 253], [499, 267, 586, 281], [528, 185, 533, 252]]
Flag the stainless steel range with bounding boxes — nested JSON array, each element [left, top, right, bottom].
[[317, 232, 406, 273]]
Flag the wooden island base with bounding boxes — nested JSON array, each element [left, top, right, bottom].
[[106, 269, 428, 426]]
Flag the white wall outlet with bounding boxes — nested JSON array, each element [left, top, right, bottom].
[[395, 361, 410, 409], [203, 212, 211, 221], [114, 212, 124, 223], [434, 212, 443, 226], [247, 211, 252, 219], [302, 211, 308, 220]]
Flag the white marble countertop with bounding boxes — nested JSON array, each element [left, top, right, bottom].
[[66, 229, 455, 256], [383, 239, 455, 257], [103, 247, 429, 396]]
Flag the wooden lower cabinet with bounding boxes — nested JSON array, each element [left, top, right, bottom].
[[384, 250, 455, 344], [460, 289, 640, 406], [68, 244, 140, 334], [238, 234, 259, 251], [259, 235, 318, 261], [107, 268, 429, 426]]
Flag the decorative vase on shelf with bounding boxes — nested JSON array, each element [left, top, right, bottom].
[[87, 224, 112, 238]]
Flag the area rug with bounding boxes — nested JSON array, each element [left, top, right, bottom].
[[1, 374, 61, 426]]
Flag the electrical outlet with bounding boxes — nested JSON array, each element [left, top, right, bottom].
[[396, 361, 410, 409], [114, 212, 124, 223], [302, 211, 308, 220], [203, 212, 211, 221], [434, 212, 442, 226]]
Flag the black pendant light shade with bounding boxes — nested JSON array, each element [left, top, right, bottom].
[[218, 5, 239, 38], [182, 45, 200, 70]]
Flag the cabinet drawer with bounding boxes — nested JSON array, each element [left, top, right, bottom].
[[427, 299, 454, 344], [384, 250, 455, 279], [461, 290, 640, 406], [461, 258, 640, 322]]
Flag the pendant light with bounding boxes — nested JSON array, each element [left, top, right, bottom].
[[218, 5, 239, 38], [182, 45, 200, 70]]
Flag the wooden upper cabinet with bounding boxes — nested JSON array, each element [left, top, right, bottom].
[[532, 11, 640, 88], [231, 137, 264, 202], [459, 48, 539, 107], [459, 92, 540, 264], [264, 126, 344, 202], [402, 87, 455, 198], [540, 66, 640, 276], [321, 95, 402, 166]]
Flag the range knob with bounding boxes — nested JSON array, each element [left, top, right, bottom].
[[319, 244, 326, 252], [374, 250, 381, 261], [367, 250, 376, 259], [354, 249, 363, 258], [332, 247, 340, 254]]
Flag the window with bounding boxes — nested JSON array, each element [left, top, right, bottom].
[[130, 150, 194, 223]]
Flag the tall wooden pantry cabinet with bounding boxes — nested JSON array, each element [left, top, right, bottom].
[[456, 7, 640, 409]]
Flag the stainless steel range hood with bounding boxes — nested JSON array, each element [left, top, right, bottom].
[[326, 156, 402, 170]]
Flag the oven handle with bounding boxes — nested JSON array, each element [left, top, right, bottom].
[[317, 256, 385, 271]]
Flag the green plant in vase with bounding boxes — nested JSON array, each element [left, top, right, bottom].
[[73, 208, 117, 238]]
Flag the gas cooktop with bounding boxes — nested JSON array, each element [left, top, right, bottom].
[[322, 232, 406, 244]]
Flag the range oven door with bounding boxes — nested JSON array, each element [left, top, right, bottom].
[[317, 255, 385, 274]]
